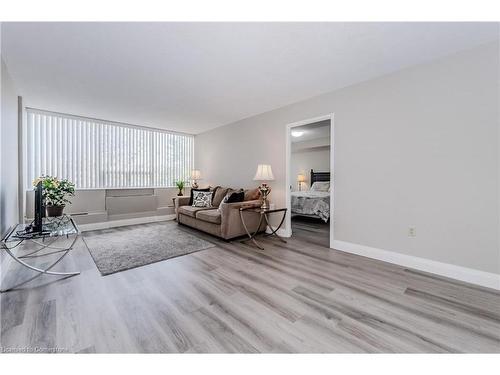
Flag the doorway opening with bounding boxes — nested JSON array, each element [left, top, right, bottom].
[[285, 114, 334, 248]]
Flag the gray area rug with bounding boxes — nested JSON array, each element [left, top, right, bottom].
[[83, 221, 215, 275]]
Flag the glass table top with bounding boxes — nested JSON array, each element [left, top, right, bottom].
[[2, 215, 78, 242], [239, 206, 287, 214]]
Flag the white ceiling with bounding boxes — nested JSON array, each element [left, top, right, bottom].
[[2, 22, 498, 134]]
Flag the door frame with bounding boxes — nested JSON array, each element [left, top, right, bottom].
[[285, 113, 334, 248]]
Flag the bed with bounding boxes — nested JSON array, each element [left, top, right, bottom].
[[291, 169, 331, 222]]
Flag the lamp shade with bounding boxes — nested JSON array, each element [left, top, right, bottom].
[[191, 170, 201, 180], [297, 174, 306, 182], [253, 164, 274, 181]]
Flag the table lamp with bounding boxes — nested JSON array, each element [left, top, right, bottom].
[[191, 170, 201, 189], [297, 174, 306, 191], [253, 164, 274, 209]]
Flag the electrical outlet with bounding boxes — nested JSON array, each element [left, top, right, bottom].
[[408, 226, 417, 238]]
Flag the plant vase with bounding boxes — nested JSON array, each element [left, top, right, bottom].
[[46, 205, 65, 217]]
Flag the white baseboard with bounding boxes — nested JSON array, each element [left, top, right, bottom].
[[332, 240, 500, 291], [265, 226, 291, 238], [79, 215, 176, 232]]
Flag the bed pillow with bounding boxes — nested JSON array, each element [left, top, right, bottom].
[[310, 181, 330, 192], [192, 191, 213, 207]]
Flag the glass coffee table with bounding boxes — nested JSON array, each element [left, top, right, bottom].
[[1, 215, 80, 292], [239, 206, 287, 249]]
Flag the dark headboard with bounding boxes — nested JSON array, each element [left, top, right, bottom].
[[310, 169, 330, 184]]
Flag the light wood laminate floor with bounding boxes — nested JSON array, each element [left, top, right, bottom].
[[1, 219, 499, 353]]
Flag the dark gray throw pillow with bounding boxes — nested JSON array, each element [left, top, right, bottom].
[[226, 191, 245, 203]]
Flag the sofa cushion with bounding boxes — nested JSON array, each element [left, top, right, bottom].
[[195, 209, 222, 224], [178, 205, 213, 218], [244, 187, 261, 201], [212, 187, 229, 207], [209, 186, 220, 204]]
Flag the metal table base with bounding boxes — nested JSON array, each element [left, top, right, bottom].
[[239, 207, 287, 250], [1, 218, 80, 293]]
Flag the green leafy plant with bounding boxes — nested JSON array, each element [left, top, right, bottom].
[[33, 176, 75, 207], [174, 180, 187, 196], [175, 180, 186, 190]]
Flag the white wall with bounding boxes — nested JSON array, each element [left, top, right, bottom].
[[1, 58, 19, 237], [0, 23, 2, 236], [195, 42, 500, 275], [291, 146, 330, 191]]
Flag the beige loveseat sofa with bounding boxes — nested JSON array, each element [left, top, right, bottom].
[[175, 187, 265, 240]]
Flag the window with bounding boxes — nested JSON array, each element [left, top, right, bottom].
[[25, 109, 194, 189]]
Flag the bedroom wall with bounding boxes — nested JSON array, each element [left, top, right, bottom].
[[290, 147, 330, 191], [195, 41, 500, 276], [0, 57, 19, 237]]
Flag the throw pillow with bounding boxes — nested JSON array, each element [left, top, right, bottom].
[[192, 191, 213, 207], [189, 188, 210, 206], [218, 192, 230, 210], [244, 187, 261, 201], [310, 181, 330, 192], [226, 190, 245, 203], [218, 190, 245, 210], [212, 187, 229, 207]]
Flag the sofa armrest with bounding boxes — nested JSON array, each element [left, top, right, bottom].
[[175, 196, 190, 209], [219, 199, 262, 215], [219, 199, 263, 238]]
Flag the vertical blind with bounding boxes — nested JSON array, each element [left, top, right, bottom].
[[26, 109, 194, 189]]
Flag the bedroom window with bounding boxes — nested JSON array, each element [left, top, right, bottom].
[[25, 108, 194, 189]]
